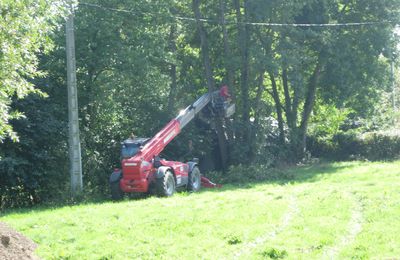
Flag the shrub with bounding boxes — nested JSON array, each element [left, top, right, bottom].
[[308, 130, 400, 161], [360, 131, 400, 160]]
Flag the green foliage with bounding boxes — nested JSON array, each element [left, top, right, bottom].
[[360, 131, 400, 160], [363, 90, 400, 132], [0, 0, 67, 141], [308, 130, 400, 161], [309, 104, 352, 143], [0, 93, 69, 209], [247, 0, 399, 160]]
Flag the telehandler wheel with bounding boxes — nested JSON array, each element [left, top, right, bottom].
[[110, 181, 124, 200], [156, 171, 176, 197], [188, 167, 201, 192]]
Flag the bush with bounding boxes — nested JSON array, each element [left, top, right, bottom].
[[308, 130, 400, 161], [360, 131, 400, 160], [0, 94, 69, 210]]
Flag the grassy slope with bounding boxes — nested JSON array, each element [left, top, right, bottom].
[[1, 161, 400, 259]]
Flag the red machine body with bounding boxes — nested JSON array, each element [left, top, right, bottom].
[[120, 119, 182, 193], [109, 87, 234, 199]]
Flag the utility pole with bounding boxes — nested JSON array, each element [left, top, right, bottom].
[[66, 3, 83, 196]]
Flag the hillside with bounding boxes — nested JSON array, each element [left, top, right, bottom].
[[2, 161, 400, 259]]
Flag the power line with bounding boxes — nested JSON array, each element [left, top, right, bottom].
[[79, 2, 397, 28], [236, 21, 391, 27]]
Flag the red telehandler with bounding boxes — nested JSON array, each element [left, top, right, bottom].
[[109, 86, 235, 199]]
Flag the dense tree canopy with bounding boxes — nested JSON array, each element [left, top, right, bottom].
[[0, 0, 399, 208]]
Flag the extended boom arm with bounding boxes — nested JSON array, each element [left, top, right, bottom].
[[138, 88, 233, 162]]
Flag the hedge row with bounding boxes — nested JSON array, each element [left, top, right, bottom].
[[308, 131, 400, 161]]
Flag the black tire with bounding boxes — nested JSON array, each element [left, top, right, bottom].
[[110, 181, 124, 200], [188, 167, 201, 192], [156, 171, 176, 197]]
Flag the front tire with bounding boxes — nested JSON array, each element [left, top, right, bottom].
[[188, 167, 201, 192], [156, 171, 176, 197], [110, 181, 124, 200]]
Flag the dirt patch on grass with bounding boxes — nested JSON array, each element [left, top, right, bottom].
[[0, 222, 39, 260]]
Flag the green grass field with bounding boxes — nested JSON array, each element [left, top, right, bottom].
[[2, 161, 400, 259]]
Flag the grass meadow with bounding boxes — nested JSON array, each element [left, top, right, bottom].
[[2, 161, 400, 259]]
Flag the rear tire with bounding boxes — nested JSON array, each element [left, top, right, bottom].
[[156, 171, 175, 197], [188, 167, 201, 192], [110, 181, 124, 200]]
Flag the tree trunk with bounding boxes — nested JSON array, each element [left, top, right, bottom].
[[299, 60, 323, 157], [193, 0, 228, 170], [219, 0, 235, 97], [268, 71, 285, 144], [167, 24, 178, 114], [218, 0, 235, 142], [193, 0, 215, 89], [282, 68, 295, 129], [292, 83, 300, 126], [233, 0, 250, 123], [254, 71, 265, 125], [249, 70, 266, 161]]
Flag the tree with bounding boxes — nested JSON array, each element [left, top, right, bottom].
[[249, 0, 399, 160], [0, 0, 67, 141]]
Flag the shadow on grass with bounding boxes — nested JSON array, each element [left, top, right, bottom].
[[0, 192, 150, 218], [0, 161, 362, 218], [204, 161, 361, 188], [282, 162, 358, 183]]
